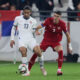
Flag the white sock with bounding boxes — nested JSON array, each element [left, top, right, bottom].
[[38, 55, 44, 68], [21, 57, 29, 72], [22, 57, 28, 64], [58, 69, 61, 72]]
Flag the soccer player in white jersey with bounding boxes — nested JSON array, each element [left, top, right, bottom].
[[10, 6, 47, 76]]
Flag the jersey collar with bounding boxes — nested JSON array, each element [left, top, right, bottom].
[[23, 16, 30, 20]]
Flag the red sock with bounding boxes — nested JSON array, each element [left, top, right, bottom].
[[58, 50, 63, 69], [28, 53, 38, 71]]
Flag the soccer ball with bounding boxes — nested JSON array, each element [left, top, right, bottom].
[[18, 64, 27, 74]]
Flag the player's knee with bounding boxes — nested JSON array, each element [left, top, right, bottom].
[[19, 47, 27, 56], [55, 45, 63, 52], [35, 49, 42, 57], [58, 47, 63, 52], [33, 46, 42, 57]]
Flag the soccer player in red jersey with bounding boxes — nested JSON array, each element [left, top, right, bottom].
[[28, 11, 72, 76]]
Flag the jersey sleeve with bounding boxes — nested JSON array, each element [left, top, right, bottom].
[[62, 22, 67, 33], [13, 17, 18, 27], [32, 20, 37, 32], [32, 20, 37, 29]]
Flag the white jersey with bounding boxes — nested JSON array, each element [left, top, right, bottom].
[[13, 15, 37, 41]]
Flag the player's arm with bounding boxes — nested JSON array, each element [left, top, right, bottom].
[[32, 19, 43, 35], [35, 18, 48, 35], [65, 32, 71, 43], [62, 22, 72, 52], [65, 32, 72, 49], [10, 17, 18, 48], [35, 19, 48, 35], [65, 32, 72, 53], [35, 25, 43, 35], [10, 26, 16, 48]]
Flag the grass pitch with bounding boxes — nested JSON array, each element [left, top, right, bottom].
[[0, 62, 80, 80]]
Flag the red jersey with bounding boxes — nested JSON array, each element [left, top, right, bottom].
[[42, 17, 67, 42]]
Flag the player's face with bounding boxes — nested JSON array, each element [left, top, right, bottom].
[[53, 13, 61, 23], [23, 9, 31, 18], [77, 3, 80, 10]]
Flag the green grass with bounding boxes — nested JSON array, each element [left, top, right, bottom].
[[0, 62, 80, 80]]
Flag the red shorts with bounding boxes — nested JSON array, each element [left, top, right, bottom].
[[40, 39, 61, 51]]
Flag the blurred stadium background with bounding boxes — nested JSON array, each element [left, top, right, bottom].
[[0, 0, 80, 62], [0, 0, 80, 80]]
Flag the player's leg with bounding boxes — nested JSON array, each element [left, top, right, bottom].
[[28, 52, 47, 76], [28, 39, 48, 76], [22, 38, 41, 76], [28, 53, 38, 71], [54, 45, 63, 76], [33, 47, 47, 76], [18, 39, 28, 65], [33, 45, 42, 57], [38, 55, 44, 69], [19, 47, 30, 76], [19, 47, 27, 64], [18, 39, 30, 76], [38, 55, 47, 76]]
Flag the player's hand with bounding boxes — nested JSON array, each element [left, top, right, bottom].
[[10, 40, 15, 48], [35, 30, 41, 35], [68, 43, 72, 53], [68, 47, 72, 54]]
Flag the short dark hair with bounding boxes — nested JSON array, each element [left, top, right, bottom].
[[55, 11, 62, 15], [23, 5, 32, 11]]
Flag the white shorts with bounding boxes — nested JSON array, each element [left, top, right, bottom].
[[18, 37, 38, 51]]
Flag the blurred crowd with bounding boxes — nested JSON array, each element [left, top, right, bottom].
[[67, 0, 80, 21], [0, 0, 80, 21], [0, 0, 63, 10], [0, 0, 32, 10]]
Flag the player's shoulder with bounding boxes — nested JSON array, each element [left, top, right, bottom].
[[59, 19, 66, 24], [44, 17, 53, 23], [15, 15, 23, 20], [46, 17, 53, 21], [30, 16, 37, 23]]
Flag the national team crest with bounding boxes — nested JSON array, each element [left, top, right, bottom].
[[30, 21, 32, 24]]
